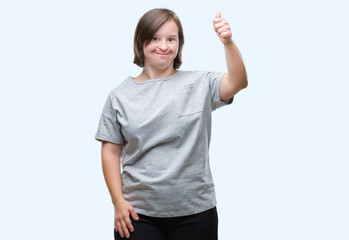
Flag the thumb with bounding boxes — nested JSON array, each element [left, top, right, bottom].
[[129, 207, 139, 221], [215, 12, 221, 19]]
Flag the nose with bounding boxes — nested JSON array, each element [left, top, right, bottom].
[[158, 39, 168, 51]]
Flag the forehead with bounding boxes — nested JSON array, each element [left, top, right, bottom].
[[154, 20, 178, 36]]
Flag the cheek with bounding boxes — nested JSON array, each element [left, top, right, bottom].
[[176, 45, 179, 57], [143, 43, 154, 53], [173, 43, 179, 57], [143, 45, 153, 58]]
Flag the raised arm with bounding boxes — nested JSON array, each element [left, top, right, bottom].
[[101, 141, 139, 239], [213, 12, 248, 101]]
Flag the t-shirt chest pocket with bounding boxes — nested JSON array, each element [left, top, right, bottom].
[[175, 82, 207, 118]]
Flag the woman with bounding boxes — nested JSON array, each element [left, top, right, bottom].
[[95, 8, 247, 240]]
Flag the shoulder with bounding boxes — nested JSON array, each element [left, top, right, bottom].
[[177, 70, 224, 86], [178, 70, 224, 79], [103, 76, 133, 107], [176, 70, 212, 84], [108, 76, 133, 97], [178, 70, 209, 77]]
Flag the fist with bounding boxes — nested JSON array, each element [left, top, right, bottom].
[[213, 12, 232, 45]]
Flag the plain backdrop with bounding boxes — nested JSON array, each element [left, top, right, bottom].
[[1, 0, 348, 239]]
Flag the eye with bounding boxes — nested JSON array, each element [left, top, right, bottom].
[[153, 37, 159, 41], [168, 37, 175, 42]]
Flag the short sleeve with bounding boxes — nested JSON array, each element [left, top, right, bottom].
[[207, 72, 234, 111], [95, 94, 125, 144]]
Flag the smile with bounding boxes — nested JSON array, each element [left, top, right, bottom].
[[155, 52, 170, 56]]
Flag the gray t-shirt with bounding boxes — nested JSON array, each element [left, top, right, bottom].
[[95, 70, 233, 217]]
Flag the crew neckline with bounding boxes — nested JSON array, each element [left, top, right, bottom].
[[128, 71, 181, 85]]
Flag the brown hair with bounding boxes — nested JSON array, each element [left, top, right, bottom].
[[133, 8, 184, 69]]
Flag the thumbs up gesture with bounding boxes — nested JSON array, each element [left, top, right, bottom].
[[213, 12, 233, 45]]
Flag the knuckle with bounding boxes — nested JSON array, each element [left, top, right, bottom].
[[121, 222, 128, 229], [118, 214, 127, 221], [123, 229, 129, 237]]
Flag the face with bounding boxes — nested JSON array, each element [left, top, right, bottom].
[[143, 20, 179, 71]]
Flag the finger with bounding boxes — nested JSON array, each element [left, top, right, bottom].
[[214, 23, 228, 34], [130, 208, 139, 221], [116, 222, 124, 238], [220, 31, 232, 39], [121, 221, 130, 238], [114, 219, 118, 232], [218, 29, 232, 39], [213, 17, 222, 25], [214, 20, 228, 29], [125, 217, 134, 233], [217, 26, 231, 34], [213, 12, 222, 26]]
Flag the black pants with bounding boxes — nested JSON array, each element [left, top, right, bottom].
[[114, 207, 218, 240]]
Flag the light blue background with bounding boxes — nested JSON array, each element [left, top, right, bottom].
[[1, 0, 348, 239]]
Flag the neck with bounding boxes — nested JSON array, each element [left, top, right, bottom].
[[136, 66, 177, 82]]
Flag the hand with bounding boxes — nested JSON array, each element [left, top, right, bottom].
[[114, 199, 139, 239], [213, 12, 233, 45]]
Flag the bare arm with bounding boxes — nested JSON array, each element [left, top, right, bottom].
[[101, 141, 124, 204], [213, 12, 248, 101], [101, 141, 138, 239]]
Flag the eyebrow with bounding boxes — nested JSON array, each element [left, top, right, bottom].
[[154, 34, 178, 37]]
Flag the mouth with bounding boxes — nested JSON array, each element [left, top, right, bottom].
[[155, 52, 170, 56]]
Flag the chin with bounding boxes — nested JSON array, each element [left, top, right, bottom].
[[155, 63, 174, 71]]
